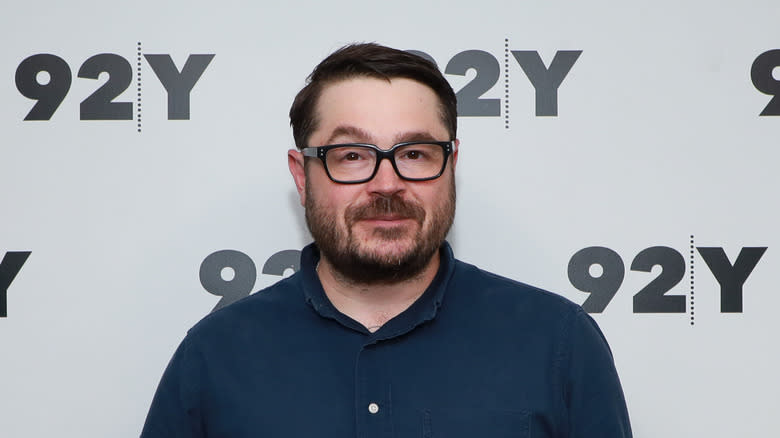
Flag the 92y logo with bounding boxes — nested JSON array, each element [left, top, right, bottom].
[[15, 52, 214, 120], [0, 251, 31, 318], [751, 49, 780, 116], [408, 48, 581, 117], [199, 249, 300, 312], [568, 245, 767, 314]]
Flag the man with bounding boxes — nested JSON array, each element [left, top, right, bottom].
[[141, 43, 632, 437]]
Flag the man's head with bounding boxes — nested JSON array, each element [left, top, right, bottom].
[[290, 43, 457, 149], [288, 43, 458, 285]]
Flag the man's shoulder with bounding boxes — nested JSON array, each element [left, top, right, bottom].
[[186, 273, 306, 340], [450, 258, 580, 316]]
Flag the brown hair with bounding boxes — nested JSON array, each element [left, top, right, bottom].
[[289, 43, 457, 148]]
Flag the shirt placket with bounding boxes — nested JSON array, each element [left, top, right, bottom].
[[355, 341, 393, 438]]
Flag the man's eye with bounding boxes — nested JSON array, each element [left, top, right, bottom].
[[334, 149, 368, 162], [404, 150, 422, 159]]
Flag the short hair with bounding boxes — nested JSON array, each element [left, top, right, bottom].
[[289, 43, 457, 148]]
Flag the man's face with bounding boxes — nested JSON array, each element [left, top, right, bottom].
[[289, 77, 458, 284]]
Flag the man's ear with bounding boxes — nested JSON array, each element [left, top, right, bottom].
[[288, 149, 307, 206], [451, 139, 459, 171]]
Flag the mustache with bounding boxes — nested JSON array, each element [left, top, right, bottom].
[[345, 194, 425, 226]]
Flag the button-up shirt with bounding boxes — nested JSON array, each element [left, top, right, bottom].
[[141, 242, 632, 437]]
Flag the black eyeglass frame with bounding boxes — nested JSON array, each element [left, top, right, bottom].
[[301, 140, 456, 184]]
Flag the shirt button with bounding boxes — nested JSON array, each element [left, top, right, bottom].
[[368, 403, 380, 414]]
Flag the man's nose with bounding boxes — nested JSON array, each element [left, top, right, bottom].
[[367, 157, 404, 195]]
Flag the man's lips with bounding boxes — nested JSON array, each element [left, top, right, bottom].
[[363, 215, 408, 220], [357, 215, 414, 224], [345, 194, 425, 229]]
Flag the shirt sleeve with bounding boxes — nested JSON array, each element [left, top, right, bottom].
[[140, 335, 205, 438], [562, 308, 633, 438]]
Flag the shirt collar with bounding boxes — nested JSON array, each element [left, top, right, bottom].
[[300, 241, 456, 339]]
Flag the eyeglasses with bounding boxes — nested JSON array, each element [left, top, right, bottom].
[[301, 141, 456, 184]]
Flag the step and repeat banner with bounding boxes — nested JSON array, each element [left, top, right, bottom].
[[1, 1, 778, 436]]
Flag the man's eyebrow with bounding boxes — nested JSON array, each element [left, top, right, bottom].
[[325, 125, 375, 145], [393, 131, 439, 144]]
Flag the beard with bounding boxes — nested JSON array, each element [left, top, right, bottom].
[[305, 178, 455, 285]]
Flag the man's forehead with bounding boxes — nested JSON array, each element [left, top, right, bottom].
[[311, 77, 448, 145]]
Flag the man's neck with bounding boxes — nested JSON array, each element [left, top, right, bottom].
[[315, 252, 440, 333]]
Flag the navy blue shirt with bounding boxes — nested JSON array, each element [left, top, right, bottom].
[[141, 243, 632, 437]]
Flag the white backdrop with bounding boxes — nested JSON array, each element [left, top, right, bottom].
[[1, 1, 778, 436]]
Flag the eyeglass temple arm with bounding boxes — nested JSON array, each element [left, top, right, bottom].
[[301, 147, 319, 158]]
